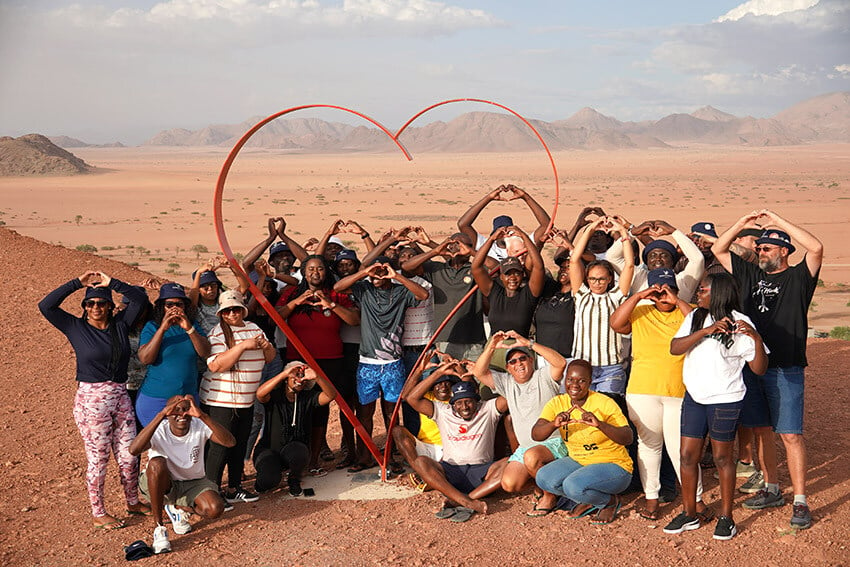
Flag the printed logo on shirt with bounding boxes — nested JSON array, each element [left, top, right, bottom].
[[707, 332, 735, 349], [190, 445, 200, 465], [458, 424, 468, 434], [753, 280, 780, 313]]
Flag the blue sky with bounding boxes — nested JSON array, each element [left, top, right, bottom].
[[0, 0, 847, 144]]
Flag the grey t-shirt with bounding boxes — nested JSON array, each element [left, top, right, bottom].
[[432, 399, 502, 465], [422, 260, 485, 344], [351, 281, 418, 361], [491, 360, 561, 447]]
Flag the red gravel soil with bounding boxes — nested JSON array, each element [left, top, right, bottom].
[[1, 226, 848, 566]]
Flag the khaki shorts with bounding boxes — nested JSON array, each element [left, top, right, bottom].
[[139, 471, 218, 508]]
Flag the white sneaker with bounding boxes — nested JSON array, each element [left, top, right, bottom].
[[152, 525, 171, 554], [164, 504, 192, 535]]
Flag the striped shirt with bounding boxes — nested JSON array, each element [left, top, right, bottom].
[[402, 276, 435, 347], [572, 284, 625, 367], [200, 321, 266, 408]]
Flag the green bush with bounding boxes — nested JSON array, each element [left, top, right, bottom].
[[830, 327, 850, 341], [76, 244, 97, 253]]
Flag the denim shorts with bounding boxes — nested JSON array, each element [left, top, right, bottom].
[[591, 363, 627, 396], [680, 392, 743, 443], [508, 436, 570, 463], [356, 359, 405, 405], [741, 366, 805, 434]]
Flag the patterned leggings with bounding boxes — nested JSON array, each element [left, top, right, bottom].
[[72, 382, 140, 517]]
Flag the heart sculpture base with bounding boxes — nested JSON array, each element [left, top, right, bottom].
[[213, 99, 560, 480]]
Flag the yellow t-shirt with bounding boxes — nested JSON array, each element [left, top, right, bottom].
[[416, 392, 443, 445], [626, 305, 686, 398], [539, 391, 632, 474]]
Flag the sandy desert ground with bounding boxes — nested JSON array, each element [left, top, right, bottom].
[[1, 143, 848, 331], [0, 144, 849, 565]]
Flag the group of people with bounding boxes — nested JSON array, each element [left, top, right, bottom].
[[40, 183, 822, 552]]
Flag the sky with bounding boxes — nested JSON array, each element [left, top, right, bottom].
[[0, 0, 847, 144]]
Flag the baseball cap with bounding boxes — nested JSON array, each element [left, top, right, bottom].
[[492, 215, 514, 233], [450, 381, 480, 404], [690, 222, 717, 238], [756, 229, 796, 254], [641, 240, 680, 264], [647, 267, 678, 289], [500, 256, 524, 274], [158, 282, 188, 301]]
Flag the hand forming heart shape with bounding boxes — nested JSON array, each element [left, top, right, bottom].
[[212, 99, 561, 478]]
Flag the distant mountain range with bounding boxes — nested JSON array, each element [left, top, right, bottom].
[[58, 92, 850, 152]]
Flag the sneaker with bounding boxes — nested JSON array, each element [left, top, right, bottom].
[[736, 460, 758, 478], [225, 488, 260, 504], [713, 516, 737, 540], [663, 511, 701, 534], [163, 504, 191, 535], [288, 479, 303, 497], [743, 488, 785, 509], [790, 503, 812, 529], [738, 470, 765, 494], [152, 525, 171, 554], [220, 492, 234, 512]]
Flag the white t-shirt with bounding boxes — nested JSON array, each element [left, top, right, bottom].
[[148, 418, 212, 481], [674, 309, 764, 404], [432, 399, 502, 466], [491, 359, 561, 447]]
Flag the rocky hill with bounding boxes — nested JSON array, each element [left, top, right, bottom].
[[0, 134, 92, 176]]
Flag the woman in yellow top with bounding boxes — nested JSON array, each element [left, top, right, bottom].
[[532, 359, 633, 524], [610, 267, 707, 522]]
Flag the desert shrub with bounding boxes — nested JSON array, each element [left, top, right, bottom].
[[76, 244, 97, 253], [830, 327, 850, 341]]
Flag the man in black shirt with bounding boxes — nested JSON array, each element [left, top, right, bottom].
[[712, 209, 823, 530]]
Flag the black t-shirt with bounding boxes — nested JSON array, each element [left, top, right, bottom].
[[487, 280, 539, 337], [731, 253, 818, 368], [256, 388, 321, 452], [533, 277, 575, 357], [422, 260, 485, 344]]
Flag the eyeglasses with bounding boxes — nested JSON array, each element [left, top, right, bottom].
[[219, 306, 243, 315], [696, 286, 711, 294], [587, 277, 610, 283], [755, 245, 777, 253], [164, 301, 185, 308], [84, 299, 110, 307], [507, 355, 529, 366]]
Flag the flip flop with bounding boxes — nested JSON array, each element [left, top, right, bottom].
[[94, 519, 125, 530], [347, 462, 376, 473], [126, 506, 152, 517], [591, 497, 622, 525], [309, 468, 328, 477], [434, 506, 457, 520], [335, 455, 356, 470], [568, 503, 597, 519], [638, 508, 659, 521], [527, 504, 557, 517], [450, 507, 476, 523], [320, 447, 335, 462]]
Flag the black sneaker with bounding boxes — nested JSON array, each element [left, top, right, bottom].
[[743, 488, 784, 510], [225, 488, 260, 504], [663, 511, 700, 534], [220, 492, 234, 512], [713, 516, 737, 540], [790, 504, 812, 529], [288, 478, 303, 497]]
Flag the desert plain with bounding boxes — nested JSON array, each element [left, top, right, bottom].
[[0, 143, 849, 565]]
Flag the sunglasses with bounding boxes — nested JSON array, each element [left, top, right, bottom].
[[84, 299, 110, 307], [507, 354, 529, 366], [219, 306, 243, 315], [164, 300, 186, 308], [754, 245, 779, 253]]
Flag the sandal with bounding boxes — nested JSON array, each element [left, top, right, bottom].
[[568, 503, 597, 519], [450, 507, 476, 523], [638, 508, 659, 521], [408, 473, 431, 492], [93, 518, 125, 530], [434, 506, 457, 520], [591, 496, 622, 525], [309, 468, 328, 477], [320, 447, 335, 462], [527, 504, 557, 517], [335, 454, 356, 470], [126, 504, 152, 517], [347, 462, 376, 473]]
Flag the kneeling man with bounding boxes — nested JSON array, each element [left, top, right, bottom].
[[407, 361, 508, 522], [130, 395, 235, 554]]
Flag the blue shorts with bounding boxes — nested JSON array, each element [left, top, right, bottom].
[[441, 461, 493, 493], [508, 436, 569, 463], [680, 392, 743, 443], [741, 366, 805, 434], [591, 364, 626, 396], [356, 359, 405, 405]]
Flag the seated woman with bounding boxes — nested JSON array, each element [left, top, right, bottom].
[[669, 272, 768, 540], [471, 224, 545, 338], [533, 359, 634, 524]]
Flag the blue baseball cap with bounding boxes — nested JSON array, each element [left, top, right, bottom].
[[269, 241, 291, 258], [492, 215, 514, 233], [450, 381, 480, 404], [647, 267, 678, 289], [690, 222, 717, 238], [158, 282, 188, 301], [642, 240, 680, 265]]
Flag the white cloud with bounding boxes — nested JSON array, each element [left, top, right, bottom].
[[716, 0, 819, 22]]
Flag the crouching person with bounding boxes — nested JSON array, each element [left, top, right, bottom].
[[129, 395, 234, 554], [406, 360, 509, 522], [252, 362, 336, 496]]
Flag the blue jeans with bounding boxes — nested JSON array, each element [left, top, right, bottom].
[[591, 364, 627, 396], [741, 366, 805, 434], [536, 456, 631, 508]]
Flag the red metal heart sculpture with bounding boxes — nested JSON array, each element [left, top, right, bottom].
[[213, 99, 561, 480]]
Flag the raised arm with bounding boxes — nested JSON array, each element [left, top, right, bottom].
[[242, 217, 282, 274], [385, 264, 429, 301], [502, 331, 566, 381], [471, 228, 504, 297], [759, 209, 823, 277], [471, 332, 501, 389], [506, 184, 551, 244], [275, 217, 308, 262], [457, 186, 504, 244], [512, 226, 545, 296], [711, 211, 762, 273], [569, 220, 603, 294], [613, 218, 635, 295]]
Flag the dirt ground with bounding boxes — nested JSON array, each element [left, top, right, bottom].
[[0, 145, 849, 565]]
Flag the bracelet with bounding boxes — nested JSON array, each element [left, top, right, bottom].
[[329, 302, 337, 310], [186, 327, 196, 335], [360, 233, 370, 239], [528, 339, 535, 348]]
